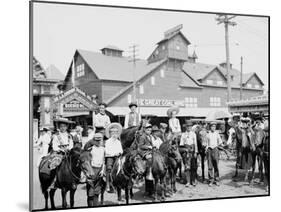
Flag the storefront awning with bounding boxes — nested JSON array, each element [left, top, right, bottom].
[[107, 107, 229, 117]]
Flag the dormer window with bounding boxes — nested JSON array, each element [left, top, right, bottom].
[[176, 45, 180, 50], [217, 80, 223, 86], [255, 84, 260, 89], [162, 45, 166, 50], [76, 63, 85, 77]]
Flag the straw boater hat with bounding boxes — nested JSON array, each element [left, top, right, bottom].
[[210, 121, 217, 127], [129, 101, 138, 108], [105, 122, 123, 138], [144, 123, 152, 129], [54, 117, 75, 125], [167, 106, 180, 117]]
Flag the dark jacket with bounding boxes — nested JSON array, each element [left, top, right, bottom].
[[137, 134, 153, 157]]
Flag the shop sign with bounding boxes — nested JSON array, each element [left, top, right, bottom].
[[138, 98, 185, 107]]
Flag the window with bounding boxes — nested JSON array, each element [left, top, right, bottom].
[[206, 79, 214, 85], [255, 84, 260, 89], [176, 45, 180, 50], [160, 69, 165, 78], [247, 84, 252, 88], [151, 76, 155, 85], [127, 94, 132, 103], [210, 97, 221, 107], [185, 97, 198, 108], [139, 85, 144, 94], [217, 80, 223, 86], [155, 49, 159, 55], [76, 63, 85, 77], [162, 45, 166, 50]]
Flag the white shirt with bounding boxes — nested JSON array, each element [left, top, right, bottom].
[[124, 112, 142, 129], [91, 146, 105, 167], [169, 118, 181, 133], [52, 132, 73, 151], [151, 136, 163, 149], [93, 113, 111, 128], [105, 137, 123, 157], [207, 131, 222, 149], [227, 128, 235, 145], [180, 131, 198, 152]]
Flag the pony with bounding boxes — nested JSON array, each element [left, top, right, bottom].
[[78, 150, 106, 206], [39, 146, 82, 209], [159, 141, 182, 194], [111, 150, 146, 204]]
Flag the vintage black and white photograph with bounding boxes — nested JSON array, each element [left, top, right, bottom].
[[30, 1, 269, 211]]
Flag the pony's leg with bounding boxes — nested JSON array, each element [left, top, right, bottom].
[[61, 188, 67, 208], [153, 178, 158, 201], [100, 191, 104, 205], [49, 189, 56, 209], [258, 155, 264, 183], [87, 196, 94, 207], [201, 153, 205, 182], [117, 187, 122, 202], [250, 153, 257, 185], [160, 177, 166, 201], [43, 191, 48, 209], [130, 187, 134, 199], [69, 189, 76, 208], [125, 188, 129, 205]]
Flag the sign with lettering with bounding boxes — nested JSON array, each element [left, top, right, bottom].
[[138, 98, 185, 107], [63, 99, 88, 112]]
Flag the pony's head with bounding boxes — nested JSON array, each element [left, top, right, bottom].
[[128, 151, 146, 176], [77, 150, 97, 181], [167, 144, 182, 163]]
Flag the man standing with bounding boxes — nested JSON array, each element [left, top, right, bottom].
[[104, 123, 123, 193], [35, 127, 51, 167], [93, 103, 111, 136], [179, 121, 198, 187], [206, 122, 223, 186], [124, 102, 141, 129]]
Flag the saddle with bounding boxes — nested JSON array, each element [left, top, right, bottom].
[[39, 153, 64, 175]]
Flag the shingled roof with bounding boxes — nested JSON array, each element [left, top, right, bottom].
[[45, 64, 65, 80], [78, 49, 155, 82]]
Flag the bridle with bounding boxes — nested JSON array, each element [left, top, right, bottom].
[[64, 152, 83, 182]]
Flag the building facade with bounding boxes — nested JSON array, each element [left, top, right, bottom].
[[62, 24, 265, 126]]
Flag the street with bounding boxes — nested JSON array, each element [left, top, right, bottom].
[[32, 147, 268, 210]]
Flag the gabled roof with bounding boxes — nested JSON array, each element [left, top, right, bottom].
[[100, 45, 123, 52], [45, 64, 65, 80], [242, 72, 264, 85], [157, 31, 191, 45], [77, 49, 153, 82]]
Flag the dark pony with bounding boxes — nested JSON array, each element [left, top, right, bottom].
[[111, 150, 146, 204], [39, 146, 82, 209], [150, 149, 168, 201], [120, 119, 150, 150], [159, 141, 182, 194], [79, 150, 106, 206]]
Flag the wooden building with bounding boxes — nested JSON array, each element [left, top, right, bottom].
[[61, 24, 265, 126]]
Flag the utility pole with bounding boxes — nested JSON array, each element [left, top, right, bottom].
[[240, 56, 243, 100], [216, 14, 236, 102], [128, 44, 139, 102]]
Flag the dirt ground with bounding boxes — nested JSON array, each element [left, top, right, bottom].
[[32, 148, 268, 210]]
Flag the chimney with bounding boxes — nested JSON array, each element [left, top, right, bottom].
[[100, 45, 123, 57], [219, 62, 232, 69]]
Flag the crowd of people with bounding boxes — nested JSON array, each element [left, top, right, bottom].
[[34, 101, 269, 206]]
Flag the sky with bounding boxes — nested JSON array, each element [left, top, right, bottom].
[[33, 2, 269, 88]]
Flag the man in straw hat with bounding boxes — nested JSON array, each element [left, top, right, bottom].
[[180, 120, 198, 187], [206, 121, 223, 186], [167, 106, 182, 135], [124, 101, 142, 129], [104, 123, 123, 193]]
